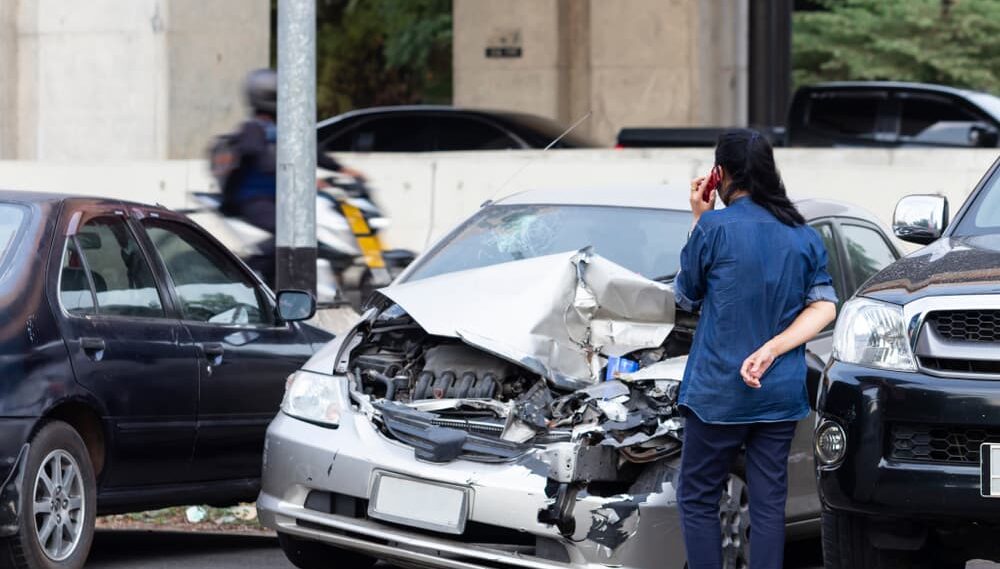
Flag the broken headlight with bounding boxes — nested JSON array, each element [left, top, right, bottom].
[[281, 371, 346, 427], [832, 298, 916, 372]]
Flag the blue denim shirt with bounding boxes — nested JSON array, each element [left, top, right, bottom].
[[674, 196, 837, 424]]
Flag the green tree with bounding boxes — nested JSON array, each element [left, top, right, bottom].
[[313, 0, 451, 118], [793, 0, 1000, 93]]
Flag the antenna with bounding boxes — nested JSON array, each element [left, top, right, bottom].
[[490, 111, 592, 200]]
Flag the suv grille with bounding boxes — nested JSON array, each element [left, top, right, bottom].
[[930, 310, 1000, 343], [890, 423, 1000, 464]]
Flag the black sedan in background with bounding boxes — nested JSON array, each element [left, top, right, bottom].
[[0, 192, 328, 569], [316, 105, 597, 153]]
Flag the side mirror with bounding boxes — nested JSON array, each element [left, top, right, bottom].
[[277, 290, 316, 322], [969, 123, 1000, 148], [893, 194, 949, 245]]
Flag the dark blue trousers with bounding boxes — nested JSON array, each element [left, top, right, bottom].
[[678, 410, 798, 569]]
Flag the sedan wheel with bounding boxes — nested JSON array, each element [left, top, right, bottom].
[[0, 421, 96, 569], [33, 450, 86, 561], [720, 473, 750, 569]]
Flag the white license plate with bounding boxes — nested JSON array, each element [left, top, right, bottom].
[[368, 473, 469, 534], [981, 443, 1000, 498]]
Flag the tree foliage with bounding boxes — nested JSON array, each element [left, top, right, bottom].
[[313, 0, 452, 118], [793, 0, 1000, 93]]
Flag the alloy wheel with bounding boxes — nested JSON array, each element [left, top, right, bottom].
[[720, 474, 751, 569], [32, 449, 86, 561]]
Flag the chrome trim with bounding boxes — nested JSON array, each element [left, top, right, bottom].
[[901, 294, 1000, 379]]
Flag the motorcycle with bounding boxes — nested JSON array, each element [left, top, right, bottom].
[[185, 177, 416, 309]]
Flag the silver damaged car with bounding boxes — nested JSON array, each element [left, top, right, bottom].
[[257, 186, 902, 569]]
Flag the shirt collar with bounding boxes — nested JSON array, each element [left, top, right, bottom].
[[728, 195, 752, 206]]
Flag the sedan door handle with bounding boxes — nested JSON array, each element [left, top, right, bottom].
[[201, 342, 225, 360], [80, 337, 106, 352]]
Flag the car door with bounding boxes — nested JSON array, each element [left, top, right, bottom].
[[53, 204, 199, 487], [783, 219, 852, 523], [137, 216, 314, 482], [786, 218, 899, 523]]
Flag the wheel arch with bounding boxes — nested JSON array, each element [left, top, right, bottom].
[[42, 400, 107, 478]]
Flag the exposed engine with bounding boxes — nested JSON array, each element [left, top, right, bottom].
[[344, 300, 695, 467]]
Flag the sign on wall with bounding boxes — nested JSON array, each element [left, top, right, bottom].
[[485, 29, 522, 58]]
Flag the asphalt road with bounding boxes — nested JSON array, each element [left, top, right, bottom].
[[83, 531, 1000, 569], [84, 530, 827, 569]]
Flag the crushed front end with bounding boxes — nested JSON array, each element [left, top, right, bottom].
[[258, 250, 697, 569]]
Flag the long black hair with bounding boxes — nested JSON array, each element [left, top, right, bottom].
[[714, 128, 805, 226]]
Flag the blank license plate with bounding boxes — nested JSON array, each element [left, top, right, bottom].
[[981, 443, 1000, 498], [368, 473, 469, 534]]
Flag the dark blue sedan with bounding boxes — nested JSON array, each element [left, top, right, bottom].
[[0, 191, 329, 569]]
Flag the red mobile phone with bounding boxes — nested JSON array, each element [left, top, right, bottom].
[[702, 165, 722, 202]]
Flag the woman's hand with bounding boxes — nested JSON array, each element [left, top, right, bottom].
[[740, 342, 777, 389], [689, 175, 716, 221]]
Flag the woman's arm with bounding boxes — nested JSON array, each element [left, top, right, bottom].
[[740, 300, 837, 388]]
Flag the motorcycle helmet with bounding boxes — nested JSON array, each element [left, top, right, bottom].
[[245, 68, 277, 115]]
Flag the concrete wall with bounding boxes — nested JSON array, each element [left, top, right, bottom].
[[0, 0, 269, 161], [1, 149, 994, 255], [453, 0, 749, 145]]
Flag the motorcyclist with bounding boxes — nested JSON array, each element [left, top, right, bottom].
[[220, 68, 365, 286]]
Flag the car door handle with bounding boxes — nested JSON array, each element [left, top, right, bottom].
[[201, 342, 225, 360], [80, 337, 106, 352]]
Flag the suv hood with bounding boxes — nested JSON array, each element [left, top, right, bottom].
[[862, 234, 1000, 304], [380, 248, 676, 391]]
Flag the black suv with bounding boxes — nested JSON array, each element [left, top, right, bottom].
[[817, 156, 1000, 567]]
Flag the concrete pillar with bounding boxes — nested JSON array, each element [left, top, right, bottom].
[[0, 0, 269, 161], [453, 0, 749, 145]]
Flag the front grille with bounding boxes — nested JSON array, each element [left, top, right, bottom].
[[890, 423, 1000, 464], [930, 310, 1000, 343], [919, 357, 1000, 374]]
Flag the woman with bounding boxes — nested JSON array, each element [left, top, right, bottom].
[[674, 129, 838, 569]]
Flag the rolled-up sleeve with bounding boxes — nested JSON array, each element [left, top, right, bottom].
[[806, 238, 839, 306], [675, 224, 711, 312]]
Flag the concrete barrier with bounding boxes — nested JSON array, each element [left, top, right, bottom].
[[1, 148, 995, 253]]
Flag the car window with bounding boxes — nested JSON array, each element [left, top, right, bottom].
[[405, 204, 692, 283], [807, 93, 880, 137], [142, 219, 271, 325], [0, 204, 24, 265], [59, 237, 97, 315], [74, 217, 164, 318], [330, 117, 433, 152], [899, 96, 982, 137], [435, 117, 520, 150], [840, 224, 898, 289], [810, 222, 846, 308], [959, 169, 1000, 235]]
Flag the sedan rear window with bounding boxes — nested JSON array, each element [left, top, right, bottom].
[[0, 204, 25, 264], [405, 204, 691, 282]]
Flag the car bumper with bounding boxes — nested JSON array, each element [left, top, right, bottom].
[[257, 409, 685, 569], [818, 361, 1000, 521]]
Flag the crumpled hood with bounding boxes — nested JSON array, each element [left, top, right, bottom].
[[379, 249, 675, 390]]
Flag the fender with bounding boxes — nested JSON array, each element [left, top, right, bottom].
[[0, 444, 29, 537]]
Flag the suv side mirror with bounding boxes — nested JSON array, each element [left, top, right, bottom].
[[277, 290, 316, 322], [893, 195, 949, 245]]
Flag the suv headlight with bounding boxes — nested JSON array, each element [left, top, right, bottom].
[[833, 298, 916, 372], [281, 371, 346, 427]]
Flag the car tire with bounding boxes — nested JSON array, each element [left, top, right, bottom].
[[822, 510, 911, 569], [277, 532, 377, 569], [719, 473, 750, 569], [0, 421, 97, 569]]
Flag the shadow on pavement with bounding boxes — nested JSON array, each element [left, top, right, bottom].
[[88, 530, 279, 564]]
